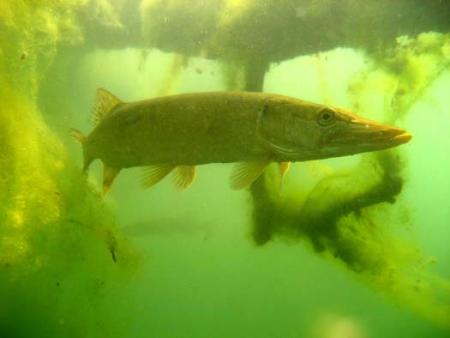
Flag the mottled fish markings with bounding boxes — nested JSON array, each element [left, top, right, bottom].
[[71, 89, 412, 194]]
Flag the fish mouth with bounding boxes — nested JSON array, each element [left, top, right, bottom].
[[364, 127, 412, 149], [360, 126, 412, 149], [327, 120, 412, 155], [390, 131, 412, 144]]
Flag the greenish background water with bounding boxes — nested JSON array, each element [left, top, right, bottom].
[[0, 1, 449, 338], [80, 48, 450, 338]]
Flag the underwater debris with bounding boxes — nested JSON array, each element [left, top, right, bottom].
[[71, 89, 410, 194]]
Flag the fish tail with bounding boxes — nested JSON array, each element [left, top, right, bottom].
[[70, 128, 93, 173]]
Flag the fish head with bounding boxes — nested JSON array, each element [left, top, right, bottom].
[[316, 106, 412, 157], [259, 98, 412, 160]]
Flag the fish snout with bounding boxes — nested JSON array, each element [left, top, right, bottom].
[[363, 124, 412, 146], [324, 118, 412, 155]]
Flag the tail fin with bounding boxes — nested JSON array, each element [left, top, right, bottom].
[[70, 128, 92, 172]]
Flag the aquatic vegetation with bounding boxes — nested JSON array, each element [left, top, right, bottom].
[[250, 33, 450, 327], [139, 1, 449, 66], [0, 1, 139, 337], [221, 61, 246, 91], [384, 32, 450, 119], [156, 54, 189, 96], [1, 0, 449, 336]]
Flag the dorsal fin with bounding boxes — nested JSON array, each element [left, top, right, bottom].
[[90, 88, 122, 126]]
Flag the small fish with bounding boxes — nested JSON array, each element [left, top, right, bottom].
[[71, 89, 411, 194]]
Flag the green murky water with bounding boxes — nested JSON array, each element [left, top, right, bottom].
[[1, 1, 449, 337]]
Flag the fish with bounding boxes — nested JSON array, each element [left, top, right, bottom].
[[70, 88, 412, 194]]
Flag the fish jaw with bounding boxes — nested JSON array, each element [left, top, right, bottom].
[[320, 116, 412, 157]]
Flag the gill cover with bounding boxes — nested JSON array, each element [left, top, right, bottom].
[[257, 101, 300, 157], [257, 99, 328, 158]]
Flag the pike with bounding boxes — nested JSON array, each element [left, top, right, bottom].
[[71, 89, 412, 194]]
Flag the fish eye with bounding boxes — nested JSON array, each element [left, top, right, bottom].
[[317, 108, 336, 126]]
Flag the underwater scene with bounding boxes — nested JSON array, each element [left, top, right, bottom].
[[1, 1, 450, 337]]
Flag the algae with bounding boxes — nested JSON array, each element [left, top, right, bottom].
[[1, 0, 449, 336], [139, 1, 449, 63], [249, 32, 450, 327], [0, 1, 139, 337]]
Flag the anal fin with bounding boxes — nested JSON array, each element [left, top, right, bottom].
[[141, 165, 175, 189], [103, 165, 121, 195], [230, 162, 270, 190], [173, 165, 197, 191]]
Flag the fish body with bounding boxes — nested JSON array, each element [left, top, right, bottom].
[[71, 89, 411, 193], [88, 92, 272, 167]]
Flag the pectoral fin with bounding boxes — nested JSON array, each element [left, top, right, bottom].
[[173, 165, 197, 191], [141, 165, 175, 189], [103, 165, 121, 195], [278, 161, 291, 192], [279, 161, 291, 178], [230, 162, 270, 190]]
